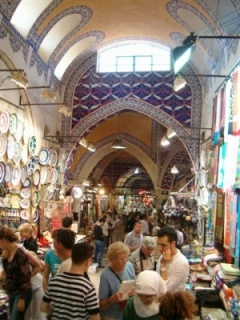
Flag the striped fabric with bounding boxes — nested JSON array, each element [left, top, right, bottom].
[[43, 272, 99, 319]]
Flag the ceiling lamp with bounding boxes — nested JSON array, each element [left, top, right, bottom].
[[134, 167, 139, 174], [171, 165, 179, 174], [82, 180, 90, 187], [79, 138, 88, 148], [59, 105, 71, 117], [87, 143, 96, 152], [11, 71, 28, 89], [166, 127, 176, 139], [173, 75, 187, 92], [41, 88, 57, 102], [111, 138, 126, 149], [160, 135, 170, 147], [172, 32, 240, 74], [172, 44, 193, 74]]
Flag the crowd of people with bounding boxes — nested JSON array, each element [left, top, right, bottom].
[[0, 210, 198, 320]]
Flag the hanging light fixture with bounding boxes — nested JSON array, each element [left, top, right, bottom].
[[173, 75, 187, 92], [11, 71, 28, 89], [87, 143, 96, 152], [59, 105, 71, 117], [79, 138, 88, 148], [111, 138, 126, 149], [41, 88, 57, 102], [134, 167, 139, 174], [166, 127, 176, 139], [171, 165, 179, 174], [160, 135, 170, 147]]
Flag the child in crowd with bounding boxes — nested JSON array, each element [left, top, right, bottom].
[[158, 291, 197, 320], [123, 270, 167, 320]]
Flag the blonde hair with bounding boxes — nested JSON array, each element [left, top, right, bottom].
[[107, 241, 130, 261], [18, 223, 34, 235]]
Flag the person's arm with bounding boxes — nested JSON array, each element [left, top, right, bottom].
[[22, 248, 43, 276], [42, 263, 50, 292], [124, 233, 138, 252], [99, 292, 123, 310], [89, 315, 100, 320], [40, 300, 52, 315]]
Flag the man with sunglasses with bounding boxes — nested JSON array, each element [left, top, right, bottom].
[[156, 226, 189, 292]]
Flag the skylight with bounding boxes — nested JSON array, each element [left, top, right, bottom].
[[97, 41, 171, 73]]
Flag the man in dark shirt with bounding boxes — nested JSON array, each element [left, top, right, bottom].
[[93, 217, 105, 268]]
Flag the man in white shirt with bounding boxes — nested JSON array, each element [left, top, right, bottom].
[[156, 226, 189, 292]]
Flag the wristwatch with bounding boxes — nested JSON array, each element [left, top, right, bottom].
[[160, 267, 167, 272]]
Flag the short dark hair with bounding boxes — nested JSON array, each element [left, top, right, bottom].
[[56, 229, 75, 249], [157, 226, 177, 243], [62, 216, 73, 228], [72, 242, 93, 264]]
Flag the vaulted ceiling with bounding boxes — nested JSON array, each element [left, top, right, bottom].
[[0, 0, 239, 195]]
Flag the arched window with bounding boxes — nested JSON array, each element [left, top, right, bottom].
[[97, 41, 171, 73]]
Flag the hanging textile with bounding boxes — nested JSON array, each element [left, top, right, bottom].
[[229, 191, 238, 257], [229, 68, 240, 135], [214, 189, 225, 245], [234, 136, 240, 188], [234, 193, 240, 268], [213, 94, 221, 144], [217, 142, 226, 189], [211, 144, 219, 186]]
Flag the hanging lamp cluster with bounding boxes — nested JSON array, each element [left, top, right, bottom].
[[79, 138, 96, 152]]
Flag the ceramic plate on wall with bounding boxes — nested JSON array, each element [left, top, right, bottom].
[[11, 166, 21, 186], [51, 168, 58, 184], [0, 111, 10, 134], [39, 148, 50, 165], [5, 162, 13, 183], [7, 135, 15, 160], [0, 110, 10, 133], [20, 165, 28, 184], [22, 177, 31, 188], [33, 169, 40, 186], [20, 188, 30, 199], [20, 198, 30, 209], [29, 136, 37, 155], [9, 113, 18, 135], [0, 133, 7, 158], [0, 162, 6, 184], [14, 119, 23, 141], [32, 191, 39, 207], [49, 149, 58, 166], [20, 209, 30, 221], [21, 145, 28, 164], [40, 166, 48, 184], [13, 142, 22, 164]]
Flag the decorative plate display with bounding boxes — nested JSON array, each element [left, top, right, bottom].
[[32, 191, 39, 207], [11, 166, 21, 186], [38, 148, 50, 165], [22, 177, 31, 188], [49, 149, 58, 166], [0, 133, 7, 158], [0, 161, 6, 184], [10, 194, 21, 209], [51, 168, 58, 184], [23, 125, 29, 145], [20, 198, 30, 209], [20, 209, 30, 221], [33, 169, 40, 186], [14, 119, 23, 141], [27, 156, 38, 175], [20, 188, 30, 199], [0, 110, 10, 133], [71, 187, 83, 199], [29, 136, 37, 155], [40, 166, 48, 184], [9, 113, 18, 135], [13, 142, 22, 164], [5, 162, 13, 183], [32, 210, 38, 222], [20, 165, 28, 184], [21, 145, 28, 164], [7, 135, 15, 160]]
